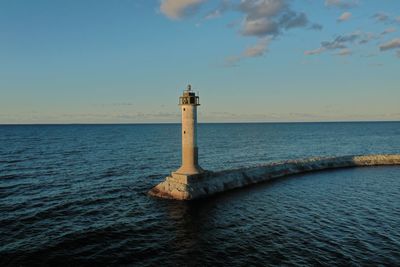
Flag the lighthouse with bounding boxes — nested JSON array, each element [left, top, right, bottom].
[[148, 84, 208, 200], [173, 84, 204, 175]]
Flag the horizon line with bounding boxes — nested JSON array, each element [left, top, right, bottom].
[[0, 120, 399, 126]]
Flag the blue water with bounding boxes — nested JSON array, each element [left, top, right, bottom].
[[1, 122, 400, 266]]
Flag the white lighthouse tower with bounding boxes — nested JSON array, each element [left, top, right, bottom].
[[173, 84, 204, 175], [148, 84, 207, 200]]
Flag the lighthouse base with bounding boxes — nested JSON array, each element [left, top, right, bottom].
[[148, 171, 212, 200], [148, 154, 400, 201]]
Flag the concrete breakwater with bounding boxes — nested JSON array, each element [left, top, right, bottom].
[[148, 154, 400, 200]]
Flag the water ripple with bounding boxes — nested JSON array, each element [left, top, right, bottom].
[[0, 123, 400, 266]]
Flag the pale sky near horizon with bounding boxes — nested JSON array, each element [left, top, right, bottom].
[[0, 0, 399, 124]]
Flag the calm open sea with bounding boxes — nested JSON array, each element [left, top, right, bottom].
[[1, 122, 400, 266]]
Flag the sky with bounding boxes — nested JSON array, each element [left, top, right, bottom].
[[0, 0, 399, 124]]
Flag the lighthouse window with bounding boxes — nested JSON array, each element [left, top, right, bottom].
[[190, 97, 195, 104], [184, 131, 186, 134], [183, 108, 185, 111]]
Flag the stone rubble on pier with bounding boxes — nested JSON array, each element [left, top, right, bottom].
[[148, 154, 400, 200]]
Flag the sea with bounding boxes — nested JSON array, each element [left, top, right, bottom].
[[1, 122, 400, 266]]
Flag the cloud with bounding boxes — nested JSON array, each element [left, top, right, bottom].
[[243, 37, 272, 57], [224, 37, 272, 66], [280, 11, 309, 29], [223, 0, 318, 65], [224, 55, 241, 67], [199, 111, 400, 122], [159, 0, 319, 65], [310, 23, 323, 30], [381, 27, 396, 35], [160, 0, 206, 20], [322, 32, 360, 48], [325, 0, 358, 9], [369, 63, 383, 67], [241, 17, 279, 36], [379, 38, 400, 51], [336, 48, 352, 56], [305, 31, 376, 56], [239, 0, 312, 37], [204, 0, 231, 19], [337, 12, 352, 22], [238, 0, 287, 19], [372, 12, 400, 25], [373, 12, 390, 23], [304, 47, 325, 55], [358, 32, 378, 44], [306, 21, 400, 57], [226, 19, 240, 28], [372, 12, 400, 24], [204, 9, 222, 19]]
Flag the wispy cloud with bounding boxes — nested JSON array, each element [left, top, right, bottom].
[[243, 37, 272, 57], [325, 0, 358, 9], [304, 47, 325, 56], [305, 32, 356, 55], [199, 110, 400, 122], [305, 31, 378, 56], [379, 38, 400, 51], [381, 27, 396, 36], [373, 12, 390, 23], [358, 32, 378, 44], [224, 37, 272, 66], [204, 0, 230, 19], [337, 12, 352, 22], [223, 55, 241, 67], [310, 23, 323, 31], [372, 12, 400, 25], [93, 102, 134, 107], [204, 9, 222, 19], [336, 48, 352, 56], [160, 0, 206, 20]]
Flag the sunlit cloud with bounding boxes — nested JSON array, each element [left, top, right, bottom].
[[158, 0, 399, 63], [160, 0, 206, 20], [337, 12, 352, 22], [238, 0, 311, 37], [381, 27, 396, 36], [336, 48, 352, 56], [243, 37, 271, 57], [304, 47, 325, 56], [227, 0, 317, 65], [379, 38, 400, 51], [159, 0, 318, 65], [224, 37, 272, 66]]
